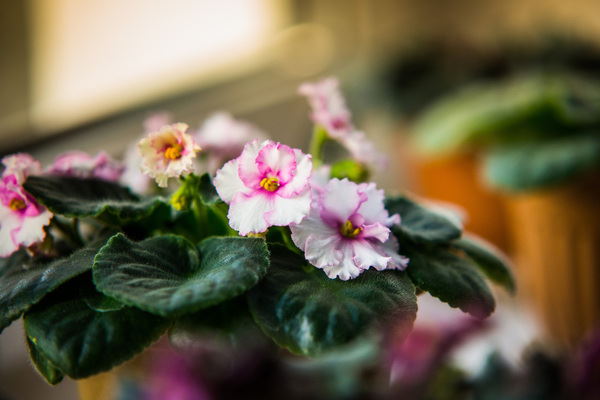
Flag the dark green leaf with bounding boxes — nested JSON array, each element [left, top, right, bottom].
[[197, 173, 221, 205], [0, 249, 30, 278], [405, 246, 495, 318], [483, 134, 600, 191], [248, 246, 417, 356], [24, 281, 168, 379], [93, 234, 269, 317], [0, 243, 103, 333], [24, 176, 170, 224], [453, 236, 515, 294], [385, 196, 461, 244], [27, 337, 63, 385]]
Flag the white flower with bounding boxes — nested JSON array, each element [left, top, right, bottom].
[[213, 140, 312, 235], [290, 178, 408, 280], [138, 123, 201, 187]]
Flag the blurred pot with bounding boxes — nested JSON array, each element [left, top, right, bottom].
[[506, 174, 600, 348]]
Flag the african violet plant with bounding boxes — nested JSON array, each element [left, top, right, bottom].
[[0, 77, 513, 386], [414, 71, 600, 191]]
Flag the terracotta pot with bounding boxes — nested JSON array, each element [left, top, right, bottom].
[[505, 174, 600, 348], [409, 151, 510, 251]]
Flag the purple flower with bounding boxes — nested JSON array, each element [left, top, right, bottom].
[[290, 178, 408, 280], [213, 140, 312, 235], [48, 151, 124, 182]]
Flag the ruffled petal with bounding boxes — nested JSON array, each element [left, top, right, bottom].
[[237, 139, 265, 188], [370, 235, 409, 271], [255, 142, 296, 183], [227, 192, 271, 235], [320, 178, 366, 225], [356, 182, 398, 226], [322, 243, 364, 281], [277, 150, 312, 198], [290, 210, 335, 251], [0, 212, 21, 257], [13, 209, 52, 247], [360, 222, 390, 243], [351, 240, 391, 270], [304, 234, 343, 271], [213, 159, 249, 203], [265, 190, 311, 226]]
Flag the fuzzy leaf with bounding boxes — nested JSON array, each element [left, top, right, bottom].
[[385, 196, 461, 244], [24, 281, 168, 379], [27, 337, 64, 385], [93, 234, 269, 317], [24, 175, 170, 224], [248, 246, 417, 356], [483, 134, 600, 191], [405, 246, 495, 318], [453, 236, 515, 294], [0, 243, 102, 333]]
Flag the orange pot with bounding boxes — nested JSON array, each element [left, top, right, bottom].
[[506, 174, 600, 348]]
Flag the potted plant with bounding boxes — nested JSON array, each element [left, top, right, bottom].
[[413, 71, 600, 347], [0, 78, 512, 399]]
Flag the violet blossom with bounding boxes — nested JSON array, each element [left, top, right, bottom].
[[47, 151, 124, 181], [138, 122, 201, 187], [0, 156, 52, 257], [213, 140, 312, 236], [290, 178, 408, 280], [194, 112, 267, 173]]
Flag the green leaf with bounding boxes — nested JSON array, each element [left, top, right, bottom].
[[385, 196, 461, 244], [0, 243, 103, 333], [453, 236, 515, 294], [405, 246, 495, 318], [197, 173, 221, 205], [248, 246, 417, 356], [27, 337, 64, 385], [483, 134, 600, 191], [93, 234, 269, 317], [0, 249, 30, 278], [24, 281, 168, 379], [24, 176, 170, 224]]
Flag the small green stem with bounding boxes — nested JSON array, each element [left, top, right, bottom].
[[52, 217, 84, 247], [309, 125, 329, 167]]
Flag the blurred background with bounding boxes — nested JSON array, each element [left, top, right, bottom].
[[1, 0, 600, 399]]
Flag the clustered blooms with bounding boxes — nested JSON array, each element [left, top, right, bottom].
[[299, 77, 386, 170], [47, 151, 123, 182], [138, 123, 201, 187], [214, 140, 312, 236], [0, 154, 52, 257]]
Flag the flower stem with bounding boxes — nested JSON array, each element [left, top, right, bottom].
[[309, 125, 329, 167]]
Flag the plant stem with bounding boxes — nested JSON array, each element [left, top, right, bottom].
[[309, 125, 329, 167]]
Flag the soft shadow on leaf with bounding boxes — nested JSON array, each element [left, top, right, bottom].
[[27, 337, 64, 385]]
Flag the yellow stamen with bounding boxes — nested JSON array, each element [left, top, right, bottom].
[[164, 144, 183, 160], [260, 177, 280, 192], [9, 198, 26, 211], [340, 220, 362, 238]]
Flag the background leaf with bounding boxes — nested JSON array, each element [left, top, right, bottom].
[[405, 245, 495, 318], [27, 337, 64, 385], [24, 280, 168, 379], [93, 234, 269, 317], [24, 176, 170, 224], [385, 196, 461, 244], [0, 243, 102, 333], [453, 236, 515, 293], [248, 246, 417, 356], [483, 133, 600, 191]]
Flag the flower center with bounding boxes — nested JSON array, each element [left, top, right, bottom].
[[164, 144, 183, 160], [260, 177, 280, 192], [9, 197, 26, 211], [340, 220, 362, 238]]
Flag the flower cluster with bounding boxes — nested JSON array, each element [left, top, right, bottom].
[[47, 151, 123, 181]]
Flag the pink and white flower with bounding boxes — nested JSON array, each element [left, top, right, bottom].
[[299, 77, 353, 139], [138, 123, 201, 187], [2, 154, 42, 184], [213, 140, 312, 235], [47, 151, 123, 182], [194, 112, 267, 173], [290, 178, 408, 280], [0, 158, 52, 257]]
